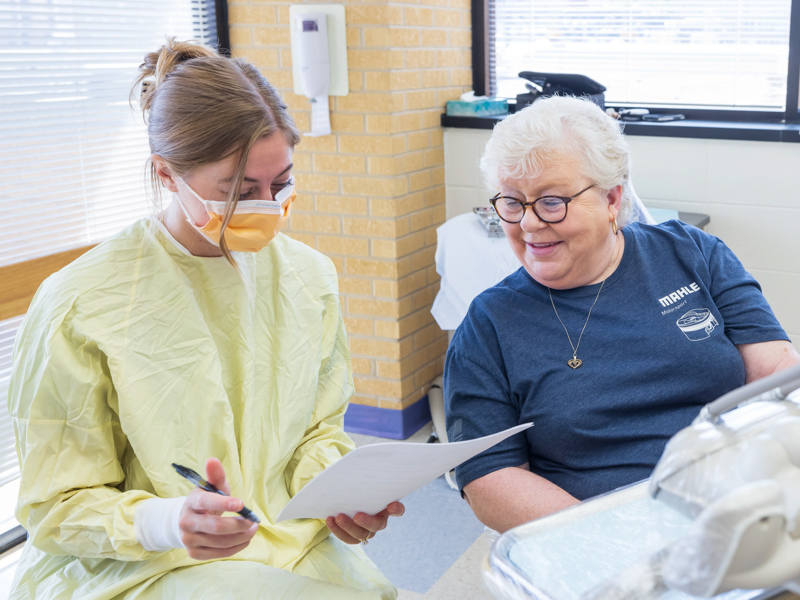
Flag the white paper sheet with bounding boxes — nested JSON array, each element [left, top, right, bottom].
[[307, 95, 331, 137], [277, 423, 533, 521]]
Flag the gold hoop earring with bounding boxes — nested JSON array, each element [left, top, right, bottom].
[[611, 217, 619, 235]]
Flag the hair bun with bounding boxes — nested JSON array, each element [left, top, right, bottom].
[[133, 37, 218, 114]]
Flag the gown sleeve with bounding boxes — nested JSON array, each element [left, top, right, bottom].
[[9, 301, 158, 561], [284, 291, 356, 499]]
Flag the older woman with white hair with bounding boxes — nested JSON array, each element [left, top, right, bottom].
[[443, 95, 800, 534]]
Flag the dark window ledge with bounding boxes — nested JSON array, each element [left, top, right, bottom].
[[441, 113, 800, 143]]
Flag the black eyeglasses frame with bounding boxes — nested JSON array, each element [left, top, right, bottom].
[[489, 184, 596, 224]]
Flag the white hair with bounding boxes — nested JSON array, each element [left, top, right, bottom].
[[480, 95, 643, 227]]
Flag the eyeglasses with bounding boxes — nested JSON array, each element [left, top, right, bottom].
[[489, 185, 595, 224]]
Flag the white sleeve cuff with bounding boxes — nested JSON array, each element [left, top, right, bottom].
[[134, 496, 187, 552]]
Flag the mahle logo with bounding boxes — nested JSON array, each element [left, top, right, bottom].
[[659, 282, 700, 307]]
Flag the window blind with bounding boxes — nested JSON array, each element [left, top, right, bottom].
[[0, 0, 222, 526], [490, 0, 792, 110]]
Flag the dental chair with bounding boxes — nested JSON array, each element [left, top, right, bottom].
[[484, 363, 800, 600]]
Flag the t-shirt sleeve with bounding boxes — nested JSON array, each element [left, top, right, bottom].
[[702, 234, 788, 345], [444, 304, 529, 491]]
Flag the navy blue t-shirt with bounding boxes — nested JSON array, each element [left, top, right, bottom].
[[444, 220, 788, 500]]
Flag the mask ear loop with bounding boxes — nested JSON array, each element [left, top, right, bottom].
[[174, 178, 211, 228]]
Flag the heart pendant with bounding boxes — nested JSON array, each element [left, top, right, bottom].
[[568, 358, 582, 369]]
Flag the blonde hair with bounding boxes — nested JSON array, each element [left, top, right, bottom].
[[131, 38, 300, 266], [480, 96, 636, 227]]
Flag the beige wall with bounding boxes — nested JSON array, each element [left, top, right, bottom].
[[229, 1, 471, 412]]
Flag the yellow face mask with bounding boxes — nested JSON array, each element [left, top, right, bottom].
[[178, 177, 296, 253]]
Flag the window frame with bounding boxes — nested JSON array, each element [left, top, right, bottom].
[[472, 0, 800, 125]]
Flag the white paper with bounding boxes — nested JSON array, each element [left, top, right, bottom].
[[277, 423, 533, 521], [307, 95, 331, 137]]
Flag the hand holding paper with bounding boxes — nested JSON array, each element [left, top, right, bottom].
[[277, 423, 533, 521]]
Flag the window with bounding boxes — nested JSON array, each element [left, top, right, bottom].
[[475, 0, 800, 120], [0, 0, 228, 544]]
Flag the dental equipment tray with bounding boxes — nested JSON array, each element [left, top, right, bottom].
[[484, 482, 782, 600], [473, 207, 505, 238]]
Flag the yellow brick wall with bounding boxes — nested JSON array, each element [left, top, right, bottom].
[[229, 0, 471, 412]]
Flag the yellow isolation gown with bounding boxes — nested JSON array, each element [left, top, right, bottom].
[[7, 218, 396, 599]]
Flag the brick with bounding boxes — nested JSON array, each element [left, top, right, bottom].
[[228, 5, 277, 25], [346, 5, 388, 25], [290, 152, 312, 172], [412, 282, 438, 310], [392, 134, 407, 154], [369, 199, 398, 218], [331, 113, 365, 133], [297, 135, 337, 153], [348, 70, 363, 92], [431, 129, 444, 147], [387, 5, 404, 25], [434, 9, 461, 27], [373, 279, 399, 298], [398, 150, 426, 173], [424, 186, 446, 207], [296, 173, 338, 193], [376, 350, 428, 379], [229, 27, 252, 47], [422, 70, 449, 88], [407, 131, 430, 152], [265, 70, 292, 90], [347, 26, 362, 48], [424, 147, 445, 166], [280, 49, 292, 68], [364, 71, 390, 91], [291, 194, 314, 212], [344, 216, 409, 238], [451, 68, 473, 86], [350, 338, 404, 360], [436, 89, 463, 105], [367, 156, 399, 176], [394, 191, 427, 216], [318, 235, 370, 257], [390, 28, 420, 47], [341, 176, 397, 198], [405, 50, 436, 68], [253, 27, 290, 46], [420, 109, 443, 128], [350, 395, 378, 408], [371, 239, 397, 259], [344, 317, 374, 336], [413, 322, 440, 349], [391, 113, 422, 133], [339, 135, 393, 155], [354, 377, 411, 400], [314, 154, 365, 174], [363, 27, 389, 47], [349, 49, 391, 70], [415, 359, 445, 389], [338, 276, 372, 295], [283, 231, 315, 248], [277, 6, 290, 24], [366, 115, 392, 134], [450, 30, 472, 47], [317, 195, 368, 215], [337, 93, 394, 113], [351, 358, 373, 375], [436, 49, 461, 68], [404, 6, 434, 26], [346, 259, 399, 279], [329, 256, 344, 273], [409, 170, 432, 191], [390, 71, 423, 91], [241, 48, 280, 69], [382, 388, 421, 409], [291, 214, 341, 234], [423, 29, 449, 47], [375, 319, 400, 340], [449, 0, 471, 7], [389, 49, 406, 69]]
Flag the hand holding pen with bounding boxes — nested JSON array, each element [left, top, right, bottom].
[[173, 458, 259, 560]]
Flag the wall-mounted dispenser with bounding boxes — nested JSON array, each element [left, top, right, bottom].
[[289, 4, 348, 137]]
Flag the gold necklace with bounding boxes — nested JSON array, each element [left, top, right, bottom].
[[548, 280, 605, 369]]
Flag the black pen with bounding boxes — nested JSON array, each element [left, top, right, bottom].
[[171, 463, 260, 524]]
